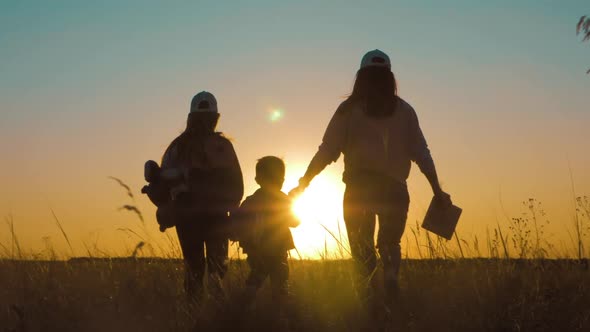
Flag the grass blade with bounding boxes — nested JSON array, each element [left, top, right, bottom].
[[51, 208, 74, 256]]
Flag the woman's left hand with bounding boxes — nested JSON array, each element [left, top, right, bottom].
[[434, 190, 452, 207]]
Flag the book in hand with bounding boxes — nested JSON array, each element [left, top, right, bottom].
[[421, 197, 462, 240]]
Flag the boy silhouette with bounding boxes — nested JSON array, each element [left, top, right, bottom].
[[234, 156, 300, 307]]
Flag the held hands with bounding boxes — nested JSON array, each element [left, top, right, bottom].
[[288, 185, 306, 199], [288, 177, 310, 198]]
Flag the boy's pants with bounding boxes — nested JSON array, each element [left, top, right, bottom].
[[245, 252, 289, 301], [176, 215, 228, 300], [343, 178, 410, 291]]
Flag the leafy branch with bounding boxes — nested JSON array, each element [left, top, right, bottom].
[[577, 16, 590, 74]]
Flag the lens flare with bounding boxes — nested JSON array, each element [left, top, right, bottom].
[[270, 109, 283, 122]]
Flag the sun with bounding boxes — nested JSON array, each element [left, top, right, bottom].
[[292, 184, 340, 225], [284, 170, 347, 258]]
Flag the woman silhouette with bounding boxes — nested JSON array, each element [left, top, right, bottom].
[[291, 50, 451, 303], [161, 91, 243, 301]]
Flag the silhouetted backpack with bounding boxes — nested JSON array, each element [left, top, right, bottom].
[[141, 160, 182, 232], [143, 134, 243, 232]]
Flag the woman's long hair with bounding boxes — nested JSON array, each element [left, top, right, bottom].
[[162, 111, 220, 165], [347, 66, 399, 117]]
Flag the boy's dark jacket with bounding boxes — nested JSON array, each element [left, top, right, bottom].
[[234, 188, 299, 254]]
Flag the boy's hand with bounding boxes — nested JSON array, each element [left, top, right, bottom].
[[288, 185, 305, 198], [288, 177, 310, 198]]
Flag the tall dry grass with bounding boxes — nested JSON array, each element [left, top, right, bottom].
[[1, 179, 589, 331], [1, 177, 589, 261], [1, 258, 589, 331]]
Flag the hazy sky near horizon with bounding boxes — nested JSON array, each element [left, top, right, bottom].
[[1, 1, 589, 257]]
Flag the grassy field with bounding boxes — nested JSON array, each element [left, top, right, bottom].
[[2, 185, 589, 331], [1, 258, 589, 332]]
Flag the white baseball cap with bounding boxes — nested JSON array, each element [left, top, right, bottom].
[[190, 91, 218, 113], [360, 49, 391, 69]]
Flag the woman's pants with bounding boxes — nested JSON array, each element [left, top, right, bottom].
[[176, 215, 228, 300], [343, 179, 410, 287]]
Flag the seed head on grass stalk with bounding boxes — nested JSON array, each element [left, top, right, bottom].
[[50, 208, 74, 256], [473, 234, 481, 257], [460, 238, 471, 258], [118, 205, 145, 224], [108, 176, 135, 200], [6, 214, 22, 259], [108, 176, 145, 223], [131, 241, 145, 258], [109, 176, 170, 256], [486, 227, 495, 258]]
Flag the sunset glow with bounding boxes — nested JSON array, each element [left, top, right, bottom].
[[2, 3, 590, 331], [285, 170, 347, 258], [0, 1, 588, 259]]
